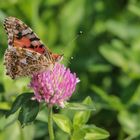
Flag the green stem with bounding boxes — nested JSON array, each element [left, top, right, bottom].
[[48, 106, 54, 140], [118, 128, 125, 140], [18, 122, 24, 140]]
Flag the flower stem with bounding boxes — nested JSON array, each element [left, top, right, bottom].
[[18, 121, 24, 140], [48, 106, 54, 140]]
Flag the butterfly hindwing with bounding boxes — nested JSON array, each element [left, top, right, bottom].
[[3, 17, 64, 79], [4, 47, 54, 79]]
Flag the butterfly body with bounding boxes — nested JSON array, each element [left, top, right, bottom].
[[3, 17, 63, 79]]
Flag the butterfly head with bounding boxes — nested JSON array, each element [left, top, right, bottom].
[[52, 54, 64, 62]]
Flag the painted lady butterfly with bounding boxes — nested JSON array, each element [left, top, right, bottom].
[[3, 17, 63, 79]]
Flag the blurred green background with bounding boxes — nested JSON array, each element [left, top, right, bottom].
[[0, 0, 140, 140]]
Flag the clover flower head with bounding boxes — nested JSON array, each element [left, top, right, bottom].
[[30, 63, 80, 107]]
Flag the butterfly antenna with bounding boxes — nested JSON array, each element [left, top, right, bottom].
[[63, 55, 73, 64], [66, 31, 83, 48], [60, 31, 83, 64]]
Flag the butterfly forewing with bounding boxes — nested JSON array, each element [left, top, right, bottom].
[[4, 17, 49, 54], [3, 17, 62, 79]]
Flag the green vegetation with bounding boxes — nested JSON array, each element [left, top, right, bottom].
[[0, 0, 140, 140]]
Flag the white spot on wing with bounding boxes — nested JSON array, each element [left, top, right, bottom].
[[20, 58, 27, 64], [31, 40, 40, 46], [25, 51, 33, 57], [22, 28, 32, 35], [8, 45, 13, 48]]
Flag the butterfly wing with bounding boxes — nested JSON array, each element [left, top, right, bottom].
[[4, 17, 51, 55], [4, 47, 54, 79], [3, 17, 55, 79]]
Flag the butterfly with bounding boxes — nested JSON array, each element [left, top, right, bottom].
[[3, 17, 63, 79]]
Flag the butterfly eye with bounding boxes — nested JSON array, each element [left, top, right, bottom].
[[11, 66, 18, 73]]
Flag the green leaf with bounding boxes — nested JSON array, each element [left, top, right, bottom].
[[0, 113, 17, 130], [128, 85, 140, 106], [65, 102, 96, 111], [99, 43, 127, 68], [106, 20, 140, 40], [71, 124, 110, 140], [6, 93, 34, 117], [91, 85, 124, 111], [0, 109, 8, 115], [83, 125, 110, 140], [118, 110, 140, 135], [0, 82, 5, 92], [73, 96, 94, 128], [88, 64, 112, 73], [18, 99, 39, 125], [128, 4, 140, 18], [45, 0, 64, 6], [53, 114, 72, 134], [36, 109, 48, 123], [0, 102, 10, 110], [71, 129, 86, 140]]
